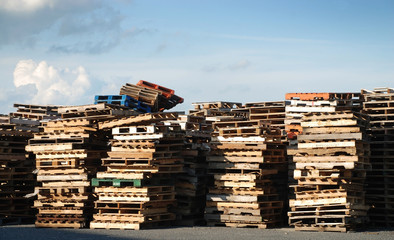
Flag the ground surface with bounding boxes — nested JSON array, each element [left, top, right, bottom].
[[1, 225, 394, 240]]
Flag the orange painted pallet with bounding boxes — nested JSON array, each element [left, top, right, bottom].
[[137, 80, 184, 103], [285, 92, 360, 101]]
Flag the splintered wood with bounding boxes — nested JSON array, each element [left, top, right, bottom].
[[205, 119, 286, 229], [287, 111, 370, 232], [90, 114, 184, 230]]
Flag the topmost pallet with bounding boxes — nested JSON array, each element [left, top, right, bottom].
[[120, 81, 183, 112], [285, 92, 362, 101], [189, 101, 246, 122], [361, 88, 394, 102]]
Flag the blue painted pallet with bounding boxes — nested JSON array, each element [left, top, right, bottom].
[[135, 101, 151, 113], [95, 95, 131, 101], [118, 95, 152, 113], [95, 99, 132, 107], [94, 94, 152, 112]]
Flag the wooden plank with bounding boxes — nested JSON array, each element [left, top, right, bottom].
[[206, 201, 283, 209], [205, 213, 264, 222], [207, 194, 258, 202], [90, 221, 141, 230], [37, 174, 88, 181], [293, 156, 362, 163], [206, 156, 266, 163], [96, 172, 148, 179], [26, 144, 81, 152], [208, 162, 260, 170], [285, 106, 337, 113], [212, 136, 267, 142], [297, 133, 363, 141], [302, 127, 361, 134], [295, 162, 357, 170], [287, 147, 359, 156], [298, 141, 357, 149], [301, 119, 359, 127]]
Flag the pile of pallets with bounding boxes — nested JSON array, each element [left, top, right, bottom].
[[0, 121, 35, 225], [24, 103, 131, 228], [285, 93, 363, 202], [10, 103, 60, 132], [189, 101, 243, 118], [57, 103, 137, 120], [205, 120, 286, 228], [90, 113, 184, 230], [170, 115, 212, 226], [285, 93, 362, 140], [26, 116, 109, 228], [120, 81, 183, 112], [287, 111, 370, 232], [244, 101, 287, 131], [362, 87, 394, 227]]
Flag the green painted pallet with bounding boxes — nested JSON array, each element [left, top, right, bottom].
[[91, 178, 143, 187]]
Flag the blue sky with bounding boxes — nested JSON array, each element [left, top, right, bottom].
[[0, 0, 393, 113]]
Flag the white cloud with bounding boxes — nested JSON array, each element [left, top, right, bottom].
[[0, 0, 54, 13], [0, 1, 139, 53], [13, 59, 91, 105]]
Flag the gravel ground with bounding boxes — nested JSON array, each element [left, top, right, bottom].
[[1, 225, 394, 240]]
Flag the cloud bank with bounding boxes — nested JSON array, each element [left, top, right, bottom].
[[0, 0, 54, 13], [0, 0, 138, 54], [13, 59, 91, 105]]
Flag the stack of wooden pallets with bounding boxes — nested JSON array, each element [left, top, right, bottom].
[[120, 81, 183, 112], [10, 103, 60, 132], [57, 103, 137, 120], [26, 117, 108, 228], [205, 120, 286, 228], [285, 93, 363, 204], [189, 102, 243, 118], [285, 93, 362, 140], [362, 87, 394, 227], [0, 120, 35, 225], [169, 115, 212, 226], [242, 101, 289, 223], [287, 111, 370, 232], [25, 104, 134, 228], [244, 101, 287, 131], [90, 113, 184, 230]]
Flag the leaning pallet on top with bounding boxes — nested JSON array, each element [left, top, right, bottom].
[[168, 114, 212, 226], [90, 112, 184, 230], [0, 118, 35, 225], [120, 81, 183, 112], [205, 120, 286, 228], [26, 103, 135, 228], [287, 111, 370, 232], [362, 87, 394, 227]]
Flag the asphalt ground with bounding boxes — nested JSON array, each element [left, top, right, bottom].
[[1, 225, 394, 240]]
